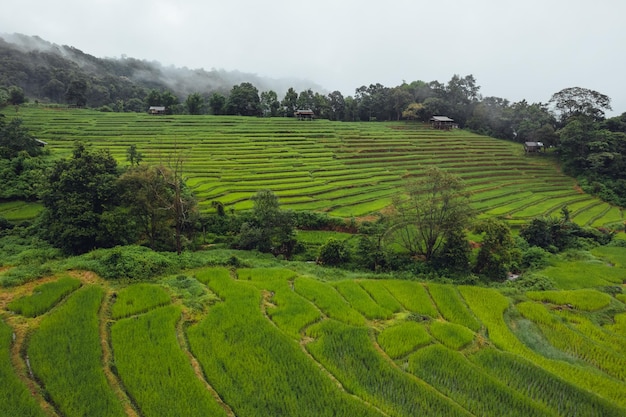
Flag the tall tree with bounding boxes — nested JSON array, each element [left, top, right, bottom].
[[40, 143, 120, 254], [385, 167, 474, 261], [281, 87, 298, 116], [238, 190, 296, 257], [185, 92, 204, 115], [208, 92, 226, 115], [0, 118, 43, 159], [260, 90, 280, 117], [549, 87, 612, 124], [225, 82, 261, 116]]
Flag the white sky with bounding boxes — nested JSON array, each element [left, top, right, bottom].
[[2, 0, 625, 115]]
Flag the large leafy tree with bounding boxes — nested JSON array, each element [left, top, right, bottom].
[[185, 92, 204, 115], [549, 87, 612, 124], [225, 82, 261, 116], [386, 167, 474, 261], [237, 190, 296, 257], [281, 88, 298, 116], [117, 164, 197, 252], [0, 117, 44, 159], [40, 143, 121, 254], [260, 90, 280, 117]]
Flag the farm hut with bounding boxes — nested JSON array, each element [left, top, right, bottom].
[[524, 141, 544, 153], [430, 116, 457, 130], [295, 109, 315, 120], [149, 106, 166, 115], [35, 139, 47, 147]]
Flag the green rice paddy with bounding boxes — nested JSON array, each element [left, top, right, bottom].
[[8, 107, 622, 227]]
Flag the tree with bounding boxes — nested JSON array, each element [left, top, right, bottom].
[[185, 92, 204, 115], [281, 88, 298, 116], [117, 163, 197, 252], [8, 86, 26, 106], [65, 78, 87, 107], [327, 90, 345, 121], [126, 144, 143, 167], [549, 87, 612, 124], [260, 90, 280, 117], [0, 118, 44, 159], [238, 190, 296, 257], [40, 142, 121, 254], [225, 82, 261, 116], [208, 92, 226, 115], [318, 238, 350, 266], [473, 219, 517, 281], [386, 167, 474, 261]]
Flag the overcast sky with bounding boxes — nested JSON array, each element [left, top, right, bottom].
[[2, 0, 625, 115]]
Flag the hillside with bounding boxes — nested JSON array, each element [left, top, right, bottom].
[[0, 33, 319, 106], [1, 107, 626, 416], [10, 106, 623, 228]]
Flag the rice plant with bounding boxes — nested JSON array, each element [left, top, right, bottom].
[[111, 305, 228, 417], [428, 320, 475, 350], [382, 280, 439, 317], [27, 285, 126, 417], [525, 289, 612, 311], [188, 267, 385, 417], [0, 319, 47, 417], [8, 276, 81, 317], [427, 283, 481, 331], [376, 321, 431, 359], [333, 280, 393, 320], [408, 344, 554, 417], [306, 319, 472, 417], [471, 347, 626, 417], [110, 283, 171, 319], [294, 276, 365, 326], [358, 280, 403, 313]]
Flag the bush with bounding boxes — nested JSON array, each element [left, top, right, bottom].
[[89, 246, 174, 280], [317, 238, 350, 266], [520, 246, 551, 271]]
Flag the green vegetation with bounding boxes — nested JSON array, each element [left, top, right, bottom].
[[427, 283, 481, 331], [110, 283, 171, 319], [408, 344, 554, 417], [377, 321, 431, 358], [526, 289, 612, 311], [428, 320, 475, 350], [111, 305, 228, 417], [27, 285, 126, 417], [0, 319, 46, 417], [8, 276, 81, 317]]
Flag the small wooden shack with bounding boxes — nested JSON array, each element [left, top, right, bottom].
[[524, 141, 544, 153], [149, 106, 166, 115], [430, 116, 456, 130], [295, 109, 315, 120]]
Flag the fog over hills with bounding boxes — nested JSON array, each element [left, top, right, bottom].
[[0, 33, 323, 101]]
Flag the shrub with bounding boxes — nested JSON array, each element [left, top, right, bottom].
[[317, 238, 350, 266], [90, 245, 174, 280]]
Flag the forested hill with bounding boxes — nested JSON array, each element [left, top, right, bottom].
[[0, 33, 319, 107]]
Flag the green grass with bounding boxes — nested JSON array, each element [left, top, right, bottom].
[[377, 321, 431, 358], [8, 276, 81, 317], [429, 320, 475, 350], [187, 267, 384, 417], [27, 285, 126, 417], [526, 289, 612, 311], [110, 283, 171, 319], [540, 259, 625, 289], [111, 305, 228, 417], [306, 319, 472, 417], [383, 280, 439, 317], [408, 344, 554, 417], [12, 107, 621, 226], [427, 283, 481, 331], [294, 276, 365, 326], [358, 280, 404, 313], [333, 280, 393, 320], [0, 319, 47, 417]]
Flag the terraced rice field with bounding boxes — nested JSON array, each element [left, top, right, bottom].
[[1, 267, 625, 416], [13, 107, 623, 227]]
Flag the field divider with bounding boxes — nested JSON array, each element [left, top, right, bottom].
[[100, 291, 140, 417], [9, 315, 60, 417], [176, 315, 235, 417]]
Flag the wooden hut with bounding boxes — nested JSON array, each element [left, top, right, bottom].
[[295, 109, 315, 120], [430, 116, 456, 130]]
